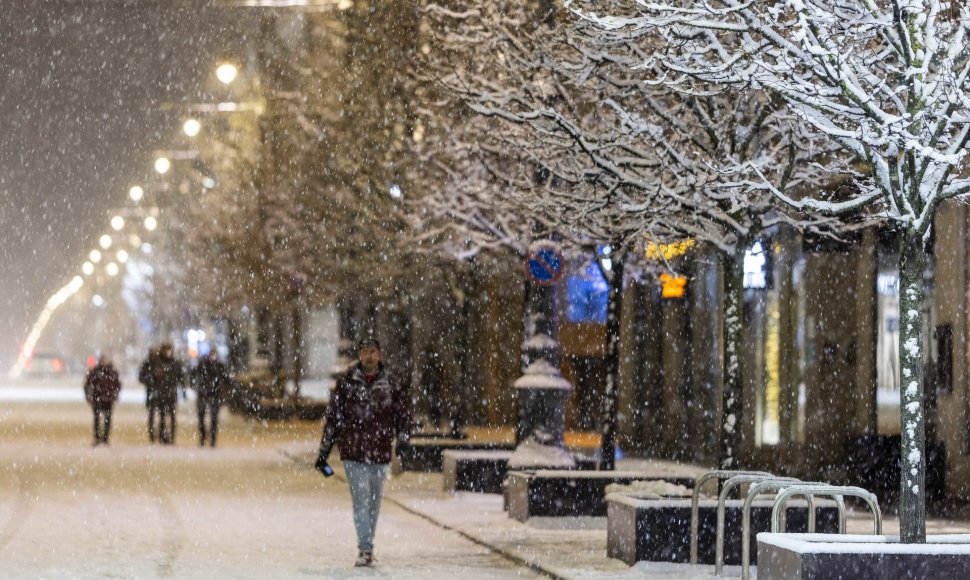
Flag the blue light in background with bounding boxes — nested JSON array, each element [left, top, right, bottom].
[[566, 262, 609, 323]]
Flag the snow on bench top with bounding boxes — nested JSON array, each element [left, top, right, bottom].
[[759, 533, 970, 555], [441, 449, 514, 461], [606, 495, 836, 509]]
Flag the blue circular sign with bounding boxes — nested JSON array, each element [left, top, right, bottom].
[[526, 242, 564, 285]]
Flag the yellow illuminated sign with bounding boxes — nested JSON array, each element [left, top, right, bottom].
[[659, 273, 688, 299], [645, 239, 695, 261]]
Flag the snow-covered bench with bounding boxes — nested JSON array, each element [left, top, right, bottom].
[[398, 438, 515, 472], [504, 471, 695, 521], [607, 494, 840, 566]]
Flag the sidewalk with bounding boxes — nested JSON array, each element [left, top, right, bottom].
[[283, 446, 970, 580]]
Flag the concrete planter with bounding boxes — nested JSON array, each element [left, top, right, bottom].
[[505, 470, 694, 521], [398, 438, 515, 472], [607, 495, 840, 566], [757, 533, 970, 579]]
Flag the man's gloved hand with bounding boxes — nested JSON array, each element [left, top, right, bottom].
[[314, 449, 334, 477], [395, 433, 409, 458]]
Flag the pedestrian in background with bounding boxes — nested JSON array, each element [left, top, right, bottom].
[[84, 354, 122, 446], [192, 349, 229, 447], [138, 346, 161, 443], [155, 342, 185, 445], [317, 337, 411, 568]]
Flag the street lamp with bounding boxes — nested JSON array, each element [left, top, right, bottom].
[[154, 157, 172, 175], [129, 185, 144, 202], [183, 118, 202, 137], [216, 63, 238, 85]]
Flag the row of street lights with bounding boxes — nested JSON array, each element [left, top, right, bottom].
[[7, 61, 243, 377]]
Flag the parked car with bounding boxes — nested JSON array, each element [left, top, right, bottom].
[[23, 350, 66, 378]]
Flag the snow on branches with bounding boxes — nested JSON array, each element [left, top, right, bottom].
[[567, 0, 970, 242]]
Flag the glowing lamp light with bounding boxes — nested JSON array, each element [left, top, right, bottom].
[[216, 63, 238, 85], [129, 185, 144, 202], [141, 243, 153, 254], [183, 118, 201, 137], [645, 239, 695, 261], [743, 241, 768, 289], [154, 157, 171, 174], [116, 249, 129, 263], [106, 263, 119, 277], [82, 262, 95, 276], [89, 250, 102, 263], [92, 295, 105, 307], [99, 235, 113, 249], [144, 216, 158, 231], [111, 216, 125, 231], [659, 272, 688, 299]]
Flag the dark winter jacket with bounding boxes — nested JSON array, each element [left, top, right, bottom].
[[138, 355, 159, 406], [320, 364, 411, 464], [193, 357, 229, 400], [84, 363, 122, 407], [153, 356, 185, 407]]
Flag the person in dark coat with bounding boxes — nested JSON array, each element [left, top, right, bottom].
[[317, 337, 411, 568], [84, 354, 122, 446], [155, 342, 186, 445], [192, 350, 229, 447], [138, 347, 161, 443]]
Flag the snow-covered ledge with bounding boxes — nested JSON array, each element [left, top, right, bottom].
[[758, 533, 970, 579]]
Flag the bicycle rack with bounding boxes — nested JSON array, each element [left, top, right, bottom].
[[690, 470, 773, 565], [738, 481, 840, 580], [715, 475, 802, 576], [771, 484, 881, 536]]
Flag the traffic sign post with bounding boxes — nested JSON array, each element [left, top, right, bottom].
[[526, 241, 565, 285]]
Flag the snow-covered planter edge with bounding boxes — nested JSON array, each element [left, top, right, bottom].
[[757, 533, 970, 579]]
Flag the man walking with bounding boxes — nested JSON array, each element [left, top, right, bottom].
[[317, 337, 410, 568], [138, 347, 161, 443], [84, 354, 122, 446], [155, 342, 185, 445], [192, 350, 229, 447]]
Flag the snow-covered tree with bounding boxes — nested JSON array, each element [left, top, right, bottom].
[[425, 1, 849, 470], [567, 0, 970, 542]]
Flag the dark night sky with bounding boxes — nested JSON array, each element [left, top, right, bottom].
[[0, 1, 257, 370]]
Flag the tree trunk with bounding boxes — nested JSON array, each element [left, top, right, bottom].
[[720, 250, 744, 469], [898, 231, 927, 544], [598, 250, 626, 470]]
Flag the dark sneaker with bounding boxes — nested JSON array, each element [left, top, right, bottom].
[[354, 551, 373, 567]]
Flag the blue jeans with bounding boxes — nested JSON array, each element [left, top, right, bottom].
[[343, 460, 388, 552]]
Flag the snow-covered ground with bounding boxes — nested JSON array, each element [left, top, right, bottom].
[[3, 389, 970, 579], [0, 395, 539, 579]]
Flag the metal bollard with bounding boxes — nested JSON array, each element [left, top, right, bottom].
[[740, 481, 836, 580], [715, 475, 801, 576], [771, 484, 881, 536], [690, 470, 772, 565]]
